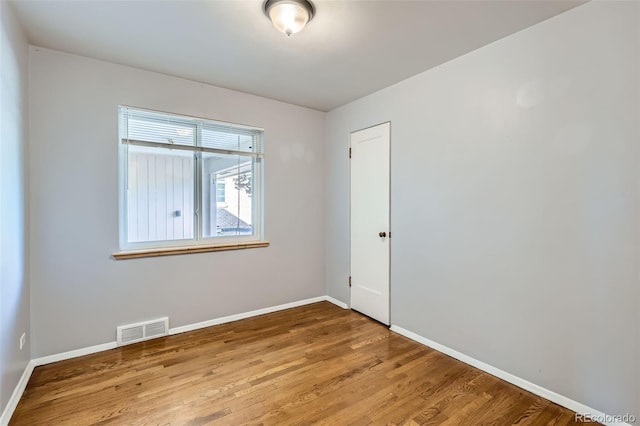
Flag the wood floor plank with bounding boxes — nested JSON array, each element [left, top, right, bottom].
[[10, 302, 595, 425]]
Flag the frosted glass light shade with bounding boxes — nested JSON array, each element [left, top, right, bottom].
[[265, 0, 314, 36]]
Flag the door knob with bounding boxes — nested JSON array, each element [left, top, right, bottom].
[[379, 231, 386, 238]]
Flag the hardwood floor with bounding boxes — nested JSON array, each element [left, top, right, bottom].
[[11, 302, 590, 425]]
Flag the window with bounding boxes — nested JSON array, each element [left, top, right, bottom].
[[215, 181, 226, 203], [118, 106, 263, 251]]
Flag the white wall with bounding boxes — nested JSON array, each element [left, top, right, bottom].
[[29, 47, 326, 357], [0, 0, 30, 417], [326, 1, 639, 419]]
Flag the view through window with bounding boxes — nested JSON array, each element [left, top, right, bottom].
[[119, 106, 263, 250]]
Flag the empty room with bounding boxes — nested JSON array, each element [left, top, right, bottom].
[[1, 0, 638, 424]]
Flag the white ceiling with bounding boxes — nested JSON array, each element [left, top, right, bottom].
[[11, 0, 582, 111]]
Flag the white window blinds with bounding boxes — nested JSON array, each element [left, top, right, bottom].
[[119, 106, 264, 157]]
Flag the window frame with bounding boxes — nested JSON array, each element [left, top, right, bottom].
[[117, 105, 264, 252]]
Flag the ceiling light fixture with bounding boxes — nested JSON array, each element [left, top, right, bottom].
[[264, 0, 314, 37]]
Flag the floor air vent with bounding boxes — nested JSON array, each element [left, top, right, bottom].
[[116, 317, 169, 346]]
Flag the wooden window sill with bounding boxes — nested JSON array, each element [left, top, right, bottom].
[[112, 241, 270, 260]]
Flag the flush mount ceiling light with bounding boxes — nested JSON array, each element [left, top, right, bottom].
[[264, 0, 314, 37]]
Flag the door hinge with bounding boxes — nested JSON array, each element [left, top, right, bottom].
[[349, 276, 352, 287], [349, 147, 352, 159]]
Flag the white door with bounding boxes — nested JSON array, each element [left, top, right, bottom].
[[350, 122, 390, 325]]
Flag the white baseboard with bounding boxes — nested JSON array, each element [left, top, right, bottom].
[[1, 341, 120, 425], [390, 325, 632, 426], [323, 295, 349, 309], [31, 342, 118, 367], [0, 295, 344, 425], [169, 296, 327, 335], [0, 360, 35, 426]]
